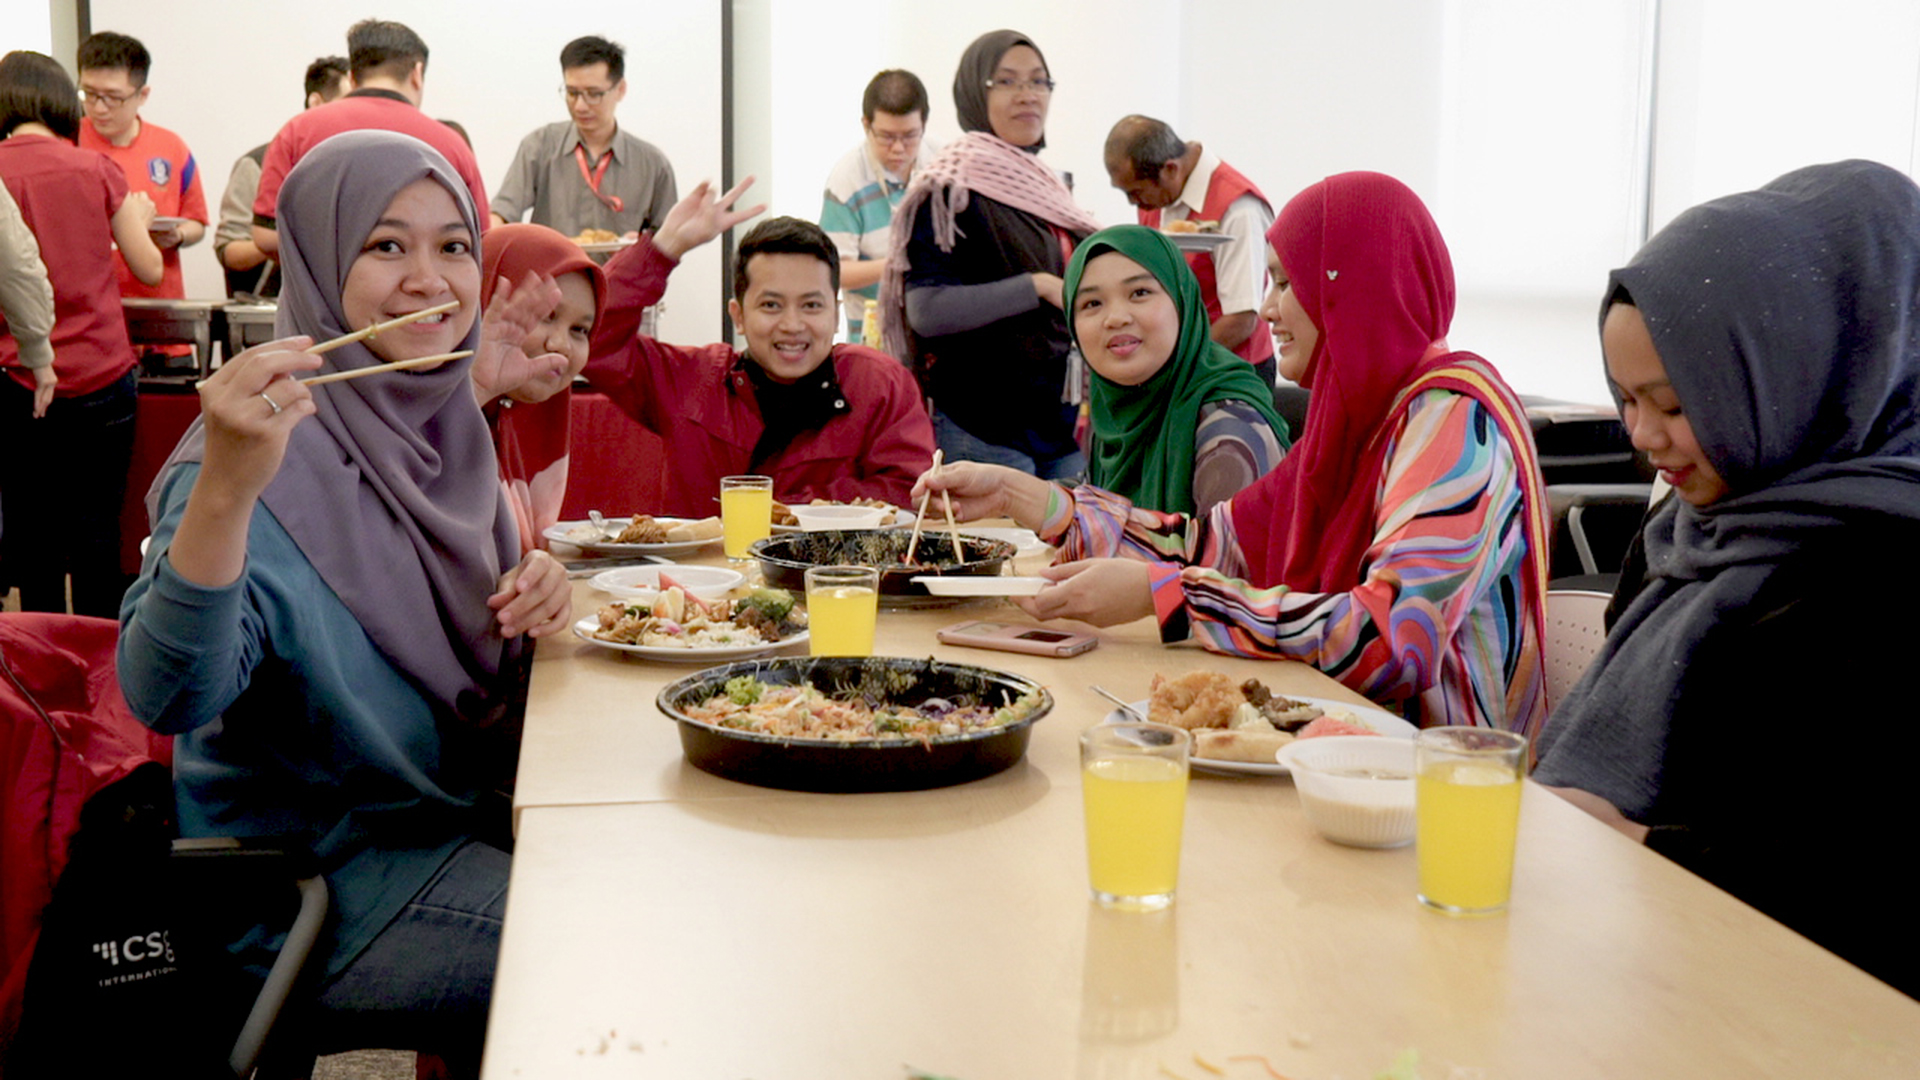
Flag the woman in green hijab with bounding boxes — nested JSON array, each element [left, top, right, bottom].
[[1067, 225, 1289, 514]]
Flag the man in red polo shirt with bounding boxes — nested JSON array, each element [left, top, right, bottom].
[[76, 32, 208, 302], [251, 19, 488, 257], [1105, 114, 1276, 384]]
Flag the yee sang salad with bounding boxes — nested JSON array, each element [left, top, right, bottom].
[[687, 675, 1046, 743]]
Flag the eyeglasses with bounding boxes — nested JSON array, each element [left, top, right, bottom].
[[80, 88, 136, 108], [867, 130, 922, 149], [983, 77, 1055, 95], [562, 86, 614, 105]]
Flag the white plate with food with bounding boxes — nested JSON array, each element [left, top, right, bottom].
[[544, 516, 722, 556], [771, 505, 912, 533], [573, 618, 808, 663], [911, 575, 1048, 597], [575, 588, 809, 663], [574, 233, 636, 255], [960, 527, 1048, 557], [148, 216, 193, 231], [589, 564, 744, 601], [1164, 231, 1232, 253], [1104, 694, 1414, 777]]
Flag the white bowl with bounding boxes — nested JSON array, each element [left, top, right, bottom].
[[1275, 736, 1416, 849], [589, 563, 744, 601], [790, 504, 891, 531]]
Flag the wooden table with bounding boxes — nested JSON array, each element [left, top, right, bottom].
[[485, 557, 1920, 1079], [511, 565, 1372, 821]]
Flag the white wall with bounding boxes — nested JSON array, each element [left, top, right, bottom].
[[50, 0, 1920, 404], [1651, 0, 1920, 228], [1, 4, 56, 59], [84, 0, 727, 342], [736, 0, 1630, 402]]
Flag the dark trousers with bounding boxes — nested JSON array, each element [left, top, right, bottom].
[[0, 367, 138, 617]]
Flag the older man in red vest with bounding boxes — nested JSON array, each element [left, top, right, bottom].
[[1105, 115, 1276, 384]]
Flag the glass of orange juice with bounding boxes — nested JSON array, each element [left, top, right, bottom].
[[719, 475, 773, 561], [1415, 727, 1527, 915], [804, 565, 878, 656], [1080, 722, 1189, 912]]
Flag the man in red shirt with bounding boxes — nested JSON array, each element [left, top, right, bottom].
[[251, 19, 487, 257], [76, 32, 207, 302], [587, 182, 935, 515]]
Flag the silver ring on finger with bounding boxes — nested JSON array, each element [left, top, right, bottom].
[[260, 389, 283, 415]]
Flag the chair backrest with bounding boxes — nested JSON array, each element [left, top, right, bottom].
[[0, 614, 168, 1055], [1544, 589, 1612, 709], [1, 614, 327, 1078]]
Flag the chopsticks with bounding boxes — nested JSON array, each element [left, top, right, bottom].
[[298, 351, 472, 386], [194, 300, 465, 387], [308, 300, 463, 354], [941, 481, 966, 566], [907, 451, 971, 566], [905, 452, 937, 566]]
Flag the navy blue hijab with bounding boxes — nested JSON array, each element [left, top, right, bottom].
[[1535, 160, 1920, 812]]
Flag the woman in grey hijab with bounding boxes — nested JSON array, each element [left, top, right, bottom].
[[119, 130, 572, 1071], [1534, 159, 1920, 999]]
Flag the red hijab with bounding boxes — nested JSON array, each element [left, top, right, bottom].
[[479, 224, 606, 552], [1230, 173, 1547, 614]]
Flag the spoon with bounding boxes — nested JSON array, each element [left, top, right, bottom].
[[1090, 685, 1147, 722], [587, 509, 618, 540]]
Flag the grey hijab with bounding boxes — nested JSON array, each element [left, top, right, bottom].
[[953, 29, 1048, 150], [160, 130, 519, 717], [1534, 160, 1920, 814]]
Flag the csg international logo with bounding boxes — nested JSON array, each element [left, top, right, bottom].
[[147, 156, 171, 187], [90, 930, 179, 987]]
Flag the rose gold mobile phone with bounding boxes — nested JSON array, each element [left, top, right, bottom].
[[936, 620, 1099, 658]]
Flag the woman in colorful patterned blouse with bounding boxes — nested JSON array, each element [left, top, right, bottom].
[[917, 172, 1549, 735]]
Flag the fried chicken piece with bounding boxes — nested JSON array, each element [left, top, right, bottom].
[[1148, 671, 1242, 730], [614, 515, 668, 544]]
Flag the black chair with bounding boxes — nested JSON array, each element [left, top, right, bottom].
[[2, 615, 328, 1079]]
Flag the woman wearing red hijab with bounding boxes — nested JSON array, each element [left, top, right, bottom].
[[919, 172, 1549, 735], [475, 224, 606, 553]]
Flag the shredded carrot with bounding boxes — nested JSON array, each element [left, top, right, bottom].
[[1227, 1054, 1295, 1080], [1192, 1052, 1226, 1075], [1158, 1064, 1193, 1080]]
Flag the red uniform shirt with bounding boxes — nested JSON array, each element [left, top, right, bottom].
[[253, 90, 488, 229], [0, 135, 136, 395], [78, 119, 207, 300], [1140, 159, 1274, 366]]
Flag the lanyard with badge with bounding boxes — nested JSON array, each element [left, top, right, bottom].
[[573, 144, 625, 213]]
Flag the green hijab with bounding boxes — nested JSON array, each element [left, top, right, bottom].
[[1068, 225, 1289, 514]]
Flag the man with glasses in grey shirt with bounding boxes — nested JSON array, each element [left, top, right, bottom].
[[490, 35, 677, 240]]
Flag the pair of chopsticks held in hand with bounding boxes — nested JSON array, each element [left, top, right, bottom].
[[195, 299, 472, 388], [905, 450, 967, 566]]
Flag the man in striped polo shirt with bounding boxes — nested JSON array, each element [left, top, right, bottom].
[[819, 69, 935, 342]]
